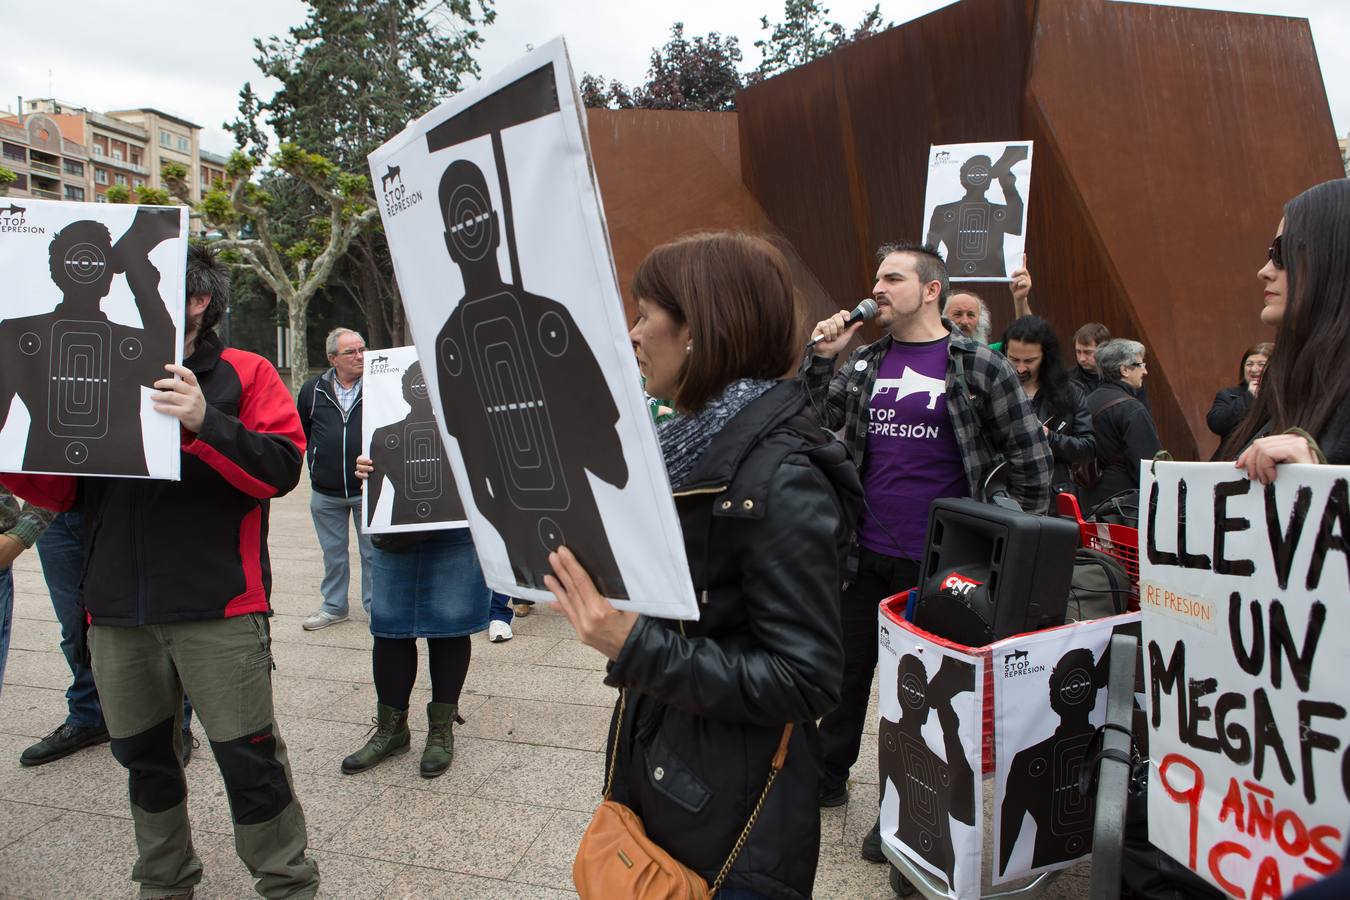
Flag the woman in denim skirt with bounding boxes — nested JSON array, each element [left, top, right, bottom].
[[339, 453, 490, 778]]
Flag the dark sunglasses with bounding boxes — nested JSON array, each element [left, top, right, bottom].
[[1267, 234, 1284, 270]]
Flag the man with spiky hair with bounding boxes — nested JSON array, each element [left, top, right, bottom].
[[803, 240, 1051, 865], [1, 242, 320, 899]]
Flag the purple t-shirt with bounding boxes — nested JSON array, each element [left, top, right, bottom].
[[856, 338, 969, 560]]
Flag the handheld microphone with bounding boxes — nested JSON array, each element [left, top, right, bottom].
[[808, 298, 879, 347]]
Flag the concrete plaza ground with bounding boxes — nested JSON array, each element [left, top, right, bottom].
[[0, 480, 1091, 898]]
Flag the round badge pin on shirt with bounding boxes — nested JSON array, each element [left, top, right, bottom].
[[854, 360, 868, 372]]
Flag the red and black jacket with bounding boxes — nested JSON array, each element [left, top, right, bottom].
[[0, 333, 305, 626]]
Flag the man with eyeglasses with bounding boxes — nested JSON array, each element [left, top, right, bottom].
[[297, 327, 373, 630]]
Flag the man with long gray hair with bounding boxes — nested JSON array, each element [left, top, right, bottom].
[[297, 326, 373, 630]]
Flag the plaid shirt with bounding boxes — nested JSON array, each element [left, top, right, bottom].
[[0, 484, 57, 550], [333, 374, 362, 412], [800, 322, 1052, 577]]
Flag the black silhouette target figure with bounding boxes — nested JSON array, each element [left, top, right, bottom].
[[0, 210, 178, 475], [878, 653, 977, 889], [926, 146, 1028, 279], [997, 647, 1109, 876], [367, 361, 466, 527], [430, 157, 629, 597]]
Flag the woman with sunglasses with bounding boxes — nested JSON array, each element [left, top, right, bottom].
[[1225, 179, 1350, 481], [1206, 342, 1273, 442]]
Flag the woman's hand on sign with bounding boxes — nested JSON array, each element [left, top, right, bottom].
[[545, 545, 636, 661], [354, 455, 373, 482], [1235, 434, 1317, 485]]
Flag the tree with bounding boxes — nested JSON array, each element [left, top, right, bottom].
[[0, 165, 15, 196], [579, 74, 635, 110], [581, 23, 746, 112], [754, 0, 889, 80], [634, 24, 746, 111], [579, 5, 890, 112], [230, 0, 495, 349], [111, 149, 380, 393], [194, 149, 379, 393]]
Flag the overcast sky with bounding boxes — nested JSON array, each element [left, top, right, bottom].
[[1, 0, 1345, 156]]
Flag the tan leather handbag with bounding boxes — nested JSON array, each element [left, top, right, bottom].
[[573, 690, 793, 899]]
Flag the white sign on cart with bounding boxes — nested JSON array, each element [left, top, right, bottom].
[[877, 612, 984, 899]]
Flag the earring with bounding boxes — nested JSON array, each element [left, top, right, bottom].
[[685, 344, 692, 353]]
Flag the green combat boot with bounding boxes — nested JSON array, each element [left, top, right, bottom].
[[420, 702, 464, 778], [342, 703, 410, 774]]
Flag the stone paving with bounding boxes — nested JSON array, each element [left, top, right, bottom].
[[0, 480, 1091, 898]]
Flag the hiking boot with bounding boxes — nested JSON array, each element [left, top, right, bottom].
[[420, 702, 464, 779], [861, 818, 885, 863], [341, 704, 410, 774], [818, 780, 849, 808], [20, 723, 110, 767]]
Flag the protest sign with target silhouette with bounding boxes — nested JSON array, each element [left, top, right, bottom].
[[361, 345, 467, 534], [369, 37, 698, 620], [0, 198, 187, 479]]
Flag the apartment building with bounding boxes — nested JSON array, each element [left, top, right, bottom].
[[200, 148, 230, 195], [14, 99, 227, 204], [0, 109, 89, 202], [106, 107, 205, 201]]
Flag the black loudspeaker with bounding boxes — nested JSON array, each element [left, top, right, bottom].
[[911, 497, 1079, 646]]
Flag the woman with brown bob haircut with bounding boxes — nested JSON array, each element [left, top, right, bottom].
[[546, 232, 862, 898]]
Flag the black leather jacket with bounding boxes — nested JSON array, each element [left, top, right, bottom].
[[603, 380, 862, 899], [1031, 381, 1095, 493], [1084, 380, 1160, 514], [1206, 384, 1253, 440]]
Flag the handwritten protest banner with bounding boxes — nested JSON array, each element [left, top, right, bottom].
[[1140, 462, 1349, 898]]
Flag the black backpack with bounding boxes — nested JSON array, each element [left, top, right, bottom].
[[1072, 394, 1134, 490]]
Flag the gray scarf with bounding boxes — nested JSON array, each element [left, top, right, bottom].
[[659, 378, 778, 489]]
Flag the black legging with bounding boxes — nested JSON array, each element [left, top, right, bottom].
[[372, 636, 471, 711]]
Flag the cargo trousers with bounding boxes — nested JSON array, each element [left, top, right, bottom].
[[89, 613, 319, 899]]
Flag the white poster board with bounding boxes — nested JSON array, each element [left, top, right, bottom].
[[992, 613, 1140, 884], [1141, 461, 1349, 898], [361, 346, 468, 534], [368, 38, 697, 619], [0, 199, 187, 479], [878, 612, 984, 899], [922, 142, 1032, 282]]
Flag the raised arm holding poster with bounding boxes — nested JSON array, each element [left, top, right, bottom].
[[1140, 461, 1349, 898], [922, 142, 1032, 282], [368, 38, 697, 620], [0, 199, 187, 479], [361, 346, 467, 534]]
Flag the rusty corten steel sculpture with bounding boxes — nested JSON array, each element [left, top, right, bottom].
[[732, 0, 1342, 459]]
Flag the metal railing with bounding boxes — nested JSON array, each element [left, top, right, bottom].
[[29, 160, 60, 176], [30, 187, 61, 200]]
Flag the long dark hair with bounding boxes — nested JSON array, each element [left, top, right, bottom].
[[1001, 315, 1074, 419], [1223, 180, 1350, 457]]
